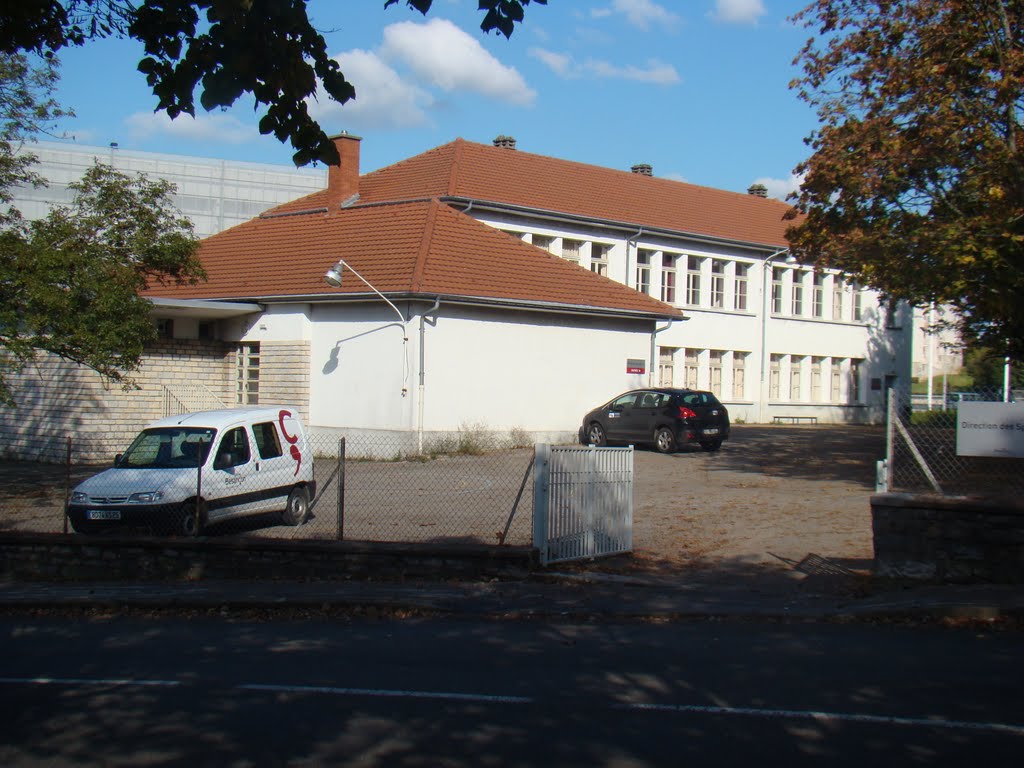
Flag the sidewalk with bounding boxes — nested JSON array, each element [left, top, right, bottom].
[[2, 571, 1021, 623]]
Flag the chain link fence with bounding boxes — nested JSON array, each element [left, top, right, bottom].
[[0, 429, 536, 546], [884, 385, 1024, 498]]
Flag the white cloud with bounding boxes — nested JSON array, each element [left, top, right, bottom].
[[381, 19, 535, 106], [608, 0, 680, 30], [711, 0, 767, 25], [752, 173, 803, 201], [125, 111, 253, 143], [312, 49, 433, 130], [530, 48, 680, 85]]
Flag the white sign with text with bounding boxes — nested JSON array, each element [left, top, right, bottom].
[[956, 402, 1024, 457]]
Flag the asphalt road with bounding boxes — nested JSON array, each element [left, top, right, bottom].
[[1, 613, 1021, 767]]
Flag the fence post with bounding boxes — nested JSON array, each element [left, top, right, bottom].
[[337, 437, 346, 541], [532, 444, 550, 564], [63, 436, 71, 534]]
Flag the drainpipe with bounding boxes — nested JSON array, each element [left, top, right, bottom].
[[418, 297, 441, 454], [650, 319, 673, 387]]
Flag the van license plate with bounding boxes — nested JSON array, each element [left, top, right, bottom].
[[703, 428, 719, 436], [88, 510, 121, 521]]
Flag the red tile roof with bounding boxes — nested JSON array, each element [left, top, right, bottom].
[[355, 139, 797, 248], [145, 199, 682, 319]]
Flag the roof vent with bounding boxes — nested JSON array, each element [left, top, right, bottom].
[[631, 163, 653, 176], [747, 183, 768, 198], [493, 135, 517, 150]]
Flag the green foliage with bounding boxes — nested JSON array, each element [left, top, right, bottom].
[[963, 346, 1024, 388], [0, 163, 204, 405], [787, 0, 1024, 359], [1, 1, 546, 166]]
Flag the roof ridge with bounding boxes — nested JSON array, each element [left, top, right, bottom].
[[410, 199, 440, 292]]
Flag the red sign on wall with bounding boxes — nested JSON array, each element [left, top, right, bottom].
[[626, 358, 646, 374]]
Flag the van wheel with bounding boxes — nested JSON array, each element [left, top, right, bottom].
[[180, 500, 206, 537], [654, 427, 676, 454], [283, 486, 310, 526]]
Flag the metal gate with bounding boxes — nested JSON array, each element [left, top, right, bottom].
[[532, 444, 633, 565]]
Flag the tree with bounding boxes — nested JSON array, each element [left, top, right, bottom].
[[0, 1, 546, 166], [786, 1, 1024, 359], [0, 54, 204, 405]]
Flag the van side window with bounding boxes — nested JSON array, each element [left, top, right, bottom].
[[214, 427, 251, 469], [252, 421, 283, 459]]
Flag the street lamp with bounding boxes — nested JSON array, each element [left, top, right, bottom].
[[759, 248, 796, 423], [324, 259, 409, 396]]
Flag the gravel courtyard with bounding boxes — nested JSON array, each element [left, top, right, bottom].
[[0, 425, 885, 578]]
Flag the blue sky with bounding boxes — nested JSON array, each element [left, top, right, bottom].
[[50, 0, 816, 200]]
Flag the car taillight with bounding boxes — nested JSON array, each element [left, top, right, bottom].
[[677, 406, 697, 419]]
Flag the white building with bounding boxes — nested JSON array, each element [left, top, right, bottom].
[[13, 141, 326, 238], [1, 134, 913, 461]]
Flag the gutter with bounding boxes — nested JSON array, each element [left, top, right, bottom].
[[418, 297, 441, 454]]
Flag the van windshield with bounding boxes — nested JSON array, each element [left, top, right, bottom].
[[119, 427, 217, 469]]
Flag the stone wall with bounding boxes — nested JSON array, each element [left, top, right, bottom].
[[0, 339, 312, 463], [872, 493, 1024, 582]]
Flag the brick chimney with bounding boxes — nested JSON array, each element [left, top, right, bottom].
[[631, 163, 653, 176], [493, 135, 517, 150], [747, 183, 768, 198], [327, 132, 362, 206]]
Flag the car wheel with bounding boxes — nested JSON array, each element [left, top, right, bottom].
[[180, 499, 206, 537], [586, 422, 607, 447], [282, 486, 310, 526], [654, 427, 676, 454], [700, 439, 722, 452]]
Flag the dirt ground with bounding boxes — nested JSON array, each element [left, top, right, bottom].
[[0, 425, 885, 578]]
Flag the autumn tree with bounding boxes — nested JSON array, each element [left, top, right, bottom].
[[0, 1, 545, 166], [0, 53, 204, 405], [786, 0, 1024, 358]]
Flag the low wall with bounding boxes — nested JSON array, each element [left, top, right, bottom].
[[0, 533, 537, 583], [872, 493, 1024, 582]]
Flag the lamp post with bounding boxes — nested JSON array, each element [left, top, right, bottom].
[[324, 259, 409, 396], [759, 248, 796, 423]]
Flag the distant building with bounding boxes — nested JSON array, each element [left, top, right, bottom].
[[912, 305, 964, 380], [12, 141, 326, 238]]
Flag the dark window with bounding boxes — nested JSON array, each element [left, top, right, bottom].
[[252, 421, 283, 459], [214, 427, 251, 469]]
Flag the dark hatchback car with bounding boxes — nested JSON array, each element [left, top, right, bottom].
[[580, 388, 730, 453]]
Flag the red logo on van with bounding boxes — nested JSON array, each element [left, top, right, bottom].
[[279, 409, 302, 476]]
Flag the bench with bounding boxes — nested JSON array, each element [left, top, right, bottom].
[[772, 415, 818, 425]]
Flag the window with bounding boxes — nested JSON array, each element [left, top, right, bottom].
[[590, 243, 609, 276], [732, 352, 747, 399], [813, 273, 824, 318], [236, 343, 260, 405], [791, 271, 804, 316], [636, 249, 652, 294], [155, 318, 174, 339], [790, 356, 803, 401], [214, 427, 251, 469], [849, 359, 862, 402], [685, 255, 701, 306], [769, 354, 782, 399], [771, 267, 784, 314], [811, 357, 824, 401], [658, 347, 676, 387], [562, 238, 582, 265], [711, 260, 726, 308], [709, 350, 723, 396], [832, 277, 844, 321], [734, 263, 749, 311], [684, 348, 700, 389], [252, 421, 283, 460], [661, 253, 677, 303], [853, 283, 863, 321], [830, 359, 842, 401], [532, 234, 554, 253]]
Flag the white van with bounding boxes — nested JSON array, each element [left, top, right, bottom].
[[68, 407, 315, 536]]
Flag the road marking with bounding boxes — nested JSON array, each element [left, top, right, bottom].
[[619, 702, 1024, 736], [239, 683, 532, 704], [0, 676, 181, 688]]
